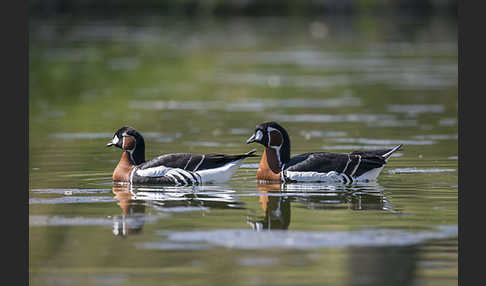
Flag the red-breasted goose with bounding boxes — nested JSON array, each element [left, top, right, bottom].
[[107, 126, 256, 185], [246, 121, 402, 183]]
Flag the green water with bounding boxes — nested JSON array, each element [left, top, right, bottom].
[[29, 14, 457, 286]]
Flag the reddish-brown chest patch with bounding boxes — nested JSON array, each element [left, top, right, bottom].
[[113, 152, 135, 182], [256, 148, 282, 181]]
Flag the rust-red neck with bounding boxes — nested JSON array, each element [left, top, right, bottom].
[[113, 152, 136, 182], [256, 148, 282, 181]]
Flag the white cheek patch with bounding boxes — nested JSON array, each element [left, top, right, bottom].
[[255, 130, 263, 141], [112, 136, 120, 145]]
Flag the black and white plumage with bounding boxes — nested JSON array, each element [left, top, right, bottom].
[[107, 126, 257, 185], [246, 121, 402, 183], [134, 152, 257, 185]]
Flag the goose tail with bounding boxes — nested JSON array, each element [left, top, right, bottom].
[[382, 144, 403, 161]]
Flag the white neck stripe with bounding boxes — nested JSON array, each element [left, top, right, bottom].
[[267, 127, 283, 168], [122, 135, 137, 163]]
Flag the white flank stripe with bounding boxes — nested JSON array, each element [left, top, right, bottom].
[[285, 171, 345, 183], [342, 173, 351, 184], [342, 155, 351, 174], [193, 155, 205, 171], [136, 165, 172, 177], [167, 174, 180, 185], [170, 171, 187, 185], [350, 155, 362, 177], [183, 156, 192, 170], [136, 165, 201, 185], [285, 166, 385, 183], [176, 169, 198, 184], [134, 156, 249, 185]]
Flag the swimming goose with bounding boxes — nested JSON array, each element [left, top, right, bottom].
[[107, 126, 256, 185], [246, 121, 402, 183]]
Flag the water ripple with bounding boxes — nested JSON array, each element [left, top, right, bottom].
[[29, 196, 116, 204], [149, 225, 457, 250], [387, 104, 445, 115], [129, 96, 361, 112], [331, 138, 435, 145], [270, 114, 418, 127], [31, 188, 109, 195], [387, 168, 456, 174]]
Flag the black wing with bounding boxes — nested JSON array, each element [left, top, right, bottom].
[[138, 153, 193, 170], [285, 149, 392, 178], [198, 151, 256, 170], [285, 152, 353, 173], [350, 144, 402, 160], [137, 150, 257, 172], [349, 145, 402, 176]]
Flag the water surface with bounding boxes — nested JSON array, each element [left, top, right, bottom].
[[30, 13, 457, 286]]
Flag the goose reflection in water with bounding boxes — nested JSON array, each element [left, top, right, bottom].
[[247, 183, 292, 230], [112, 184, 147, 237], [111, 184, 245, 236], [248, 181, 394, 231], [287, 181, 394, 212]]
